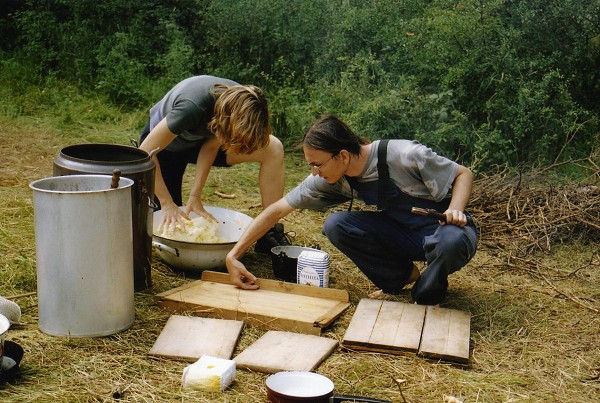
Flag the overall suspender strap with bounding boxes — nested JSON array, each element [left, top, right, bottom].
[[377, 140, 390, 211], [346, 178, 354, 212]]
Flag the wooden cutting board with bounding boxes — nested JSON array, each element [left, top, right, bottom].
[[156, 271, 350, 335], [342, 298, 426, 354], [234, 330, 338, 373], [418, 305, 471, 364], [341, 299, 471, 364], [148, 315, 244, 361]]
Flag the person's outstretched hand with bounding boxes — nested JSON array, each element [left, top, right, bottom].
[[186, 196, 217, 222], [226, 254, 259, 290], [158, 202, 190, 233]]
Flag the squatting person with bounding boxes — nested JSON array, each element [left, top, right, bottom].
[[225, 114, 478, 305]]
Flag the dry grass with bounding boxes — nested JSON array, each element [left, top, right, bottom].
[[1, 115, 599, 402]]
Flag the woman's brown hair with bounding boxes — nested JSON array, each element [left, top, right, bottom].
[[208, 84, 271, 154]]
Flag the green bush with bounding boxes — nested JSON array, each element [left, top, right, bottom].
[[1, 0, 598, 169]]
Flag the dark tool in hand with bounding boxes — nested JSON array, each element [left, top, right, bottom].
[[411, 207, 447, 222], [411, 207, 475, 226]]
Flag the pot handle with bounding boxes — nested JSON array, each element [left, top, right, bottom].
[[330, 395, 392, 403], [110, 169, 121, 189], [152, 240, 180, 257]]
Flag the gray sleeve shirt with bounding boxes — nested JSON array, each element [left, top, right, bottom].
[[285, 140, 458, 210], [149, 75, 238, 152]]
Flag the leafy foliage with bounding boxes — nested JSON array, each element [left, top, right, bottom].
[[1, 0, 598, 169]]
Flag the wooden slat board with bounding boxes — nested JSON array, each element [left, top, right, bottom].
[[156, 271, 350, 335], [148, 315, 244, 361], [418, 306, 471, 364], [342, 299, 426, 353], [234, 330, 338, 373], [341, 299, 471, 364]]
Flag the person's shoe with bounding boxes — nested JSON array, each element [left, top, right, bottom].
[[255, 223, 292, 254], [411, 264, 449, 305]]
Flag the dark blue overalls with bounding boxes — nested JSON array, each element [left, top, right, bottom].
[[322, 140, 478, 305]]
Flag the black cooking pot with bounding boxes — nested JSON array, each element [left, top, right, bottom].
[[270, 246, 322, 283]]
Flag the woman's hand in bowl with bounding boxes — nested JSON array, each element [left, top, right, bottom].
[[186, 197, 217, 222], [158, 203, 190, 233]]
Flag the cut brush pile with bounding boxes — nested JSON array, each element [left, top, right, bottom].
[[471, 163, 600, 254]]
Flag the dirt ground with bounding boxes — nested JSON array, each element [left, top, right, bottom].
[[0, 117, 599, 402]]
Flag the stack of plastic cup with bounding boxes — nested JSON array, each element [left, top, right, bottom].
[[297, 250, 330, 287]]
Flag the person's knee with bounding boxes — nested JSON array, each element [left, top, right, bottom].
[[425, 225, 477, 269], [434, 225, 467, 251], [323, 212, 348, 241]]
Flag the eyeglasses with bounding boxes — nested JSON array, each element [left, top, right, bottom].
[[308, 154, 336, 173]]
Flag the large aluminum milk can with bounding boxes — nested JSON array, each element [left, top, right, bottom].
[[30, 174, 135, 337]]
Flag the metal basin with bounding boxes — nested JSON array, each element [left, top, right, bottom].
[[152, 206, 253, 272]]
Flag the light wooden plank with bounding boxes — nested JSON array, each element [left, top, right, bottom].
[[234, 330, 338, 373], [155, 279, 203, 298], [390, 303, 426, 352], [236, 288, 341, 321], [167, 282, 341, 322], [341, 300, 470, 363], [369, 301, 401, 346], [419, 306, 471, 364], [148, 315, 244, 361], [313, 301, 355, 328], [201, 271, 349, 301], [369, 301, 425, 353], [342, 299, 382, 345], [346, 300, 425, 353], [229, 310, 322, 335], [157, 298, 324, 335]]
